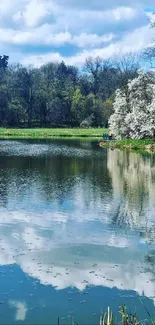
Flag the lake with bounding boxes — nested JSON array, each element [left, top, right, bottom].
[[0, 139, 155, 324]]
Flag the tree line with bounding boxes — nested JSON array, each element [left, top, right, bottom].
[[0, 53, 140, 128]]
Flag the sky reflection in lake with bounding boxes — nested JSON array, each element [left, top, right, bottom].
[[0, 140, 155, 324]]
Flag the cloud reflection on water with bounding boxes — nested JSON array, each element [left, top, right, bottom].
[[0, 142, 155, 309]]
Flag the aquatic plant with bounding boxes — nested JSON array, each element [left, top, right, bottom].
[[57, 305, 155, 325]]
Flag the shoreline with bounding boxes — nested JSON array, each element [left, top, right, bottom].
[[99, 139, 155, 153], [0, 129, 154, 154]]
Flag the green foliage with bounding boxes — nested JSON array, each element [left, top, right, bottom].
[[80, 114, 95, 128], [8, 100, 26, 126], [0, 55, 9, 70], [0, 54, 139, 128], [71, 88, 85, 124]]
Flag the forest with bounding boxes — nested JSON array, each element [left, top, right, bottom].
[[0, 53, 144, 128]]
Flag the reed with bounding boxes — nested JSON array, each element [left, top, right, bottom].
[[58, 305, 155, 325]]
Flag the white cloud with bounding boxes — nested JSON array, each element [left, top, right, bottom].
[[0, 208, 154, 300], [13, 0, 50, 28], [51, 6, 146, 35], [0, 25, 115, 48], [72, 33, 115, 48], [0, 0, 15, 15], [0, 0, 154, 71], [9, 301, 27, 321], [21, 52, 62, 67], [0, 143, 154, 305], [12, 28, 72, 46], [20, 24, 155, 67]]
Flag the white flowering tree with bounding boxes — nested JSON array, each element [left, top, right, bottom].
[[108, 89, 129, 139], [109, 71, 155, 139]]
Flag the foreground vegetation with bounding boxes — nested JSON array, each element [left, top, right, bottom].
[[0, 128, 107, 139], [101, 305, 155, 325], [60, 305, 155, 325], [99, 305, 151, 325]]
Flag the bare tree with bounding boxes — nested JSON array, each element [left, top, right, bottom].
[[112, 52, 140, 86], [143, 47, 155, 69], [143, 12, 155, 69], [84, 56, 112, 95]]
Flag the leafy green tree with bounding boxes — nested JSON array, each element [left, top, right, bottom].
[[0, 83, 9, 125], [8, 99, 25, 126], [71, 88, 85, 125], [102, 97, 114, 127], [0, 55, 9, 70]]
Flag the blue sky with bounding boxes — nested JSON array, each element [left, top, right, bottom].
[[0, 0, 155, 67]]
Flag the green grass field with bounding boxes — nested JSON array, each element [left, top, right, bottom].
[[113, 138, 155, 147], [0, 128, 107, 139]]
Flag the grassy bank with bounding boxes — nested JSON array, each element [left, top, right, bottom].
[[99, 139, 155, 153], [0, 128, 107, 139]]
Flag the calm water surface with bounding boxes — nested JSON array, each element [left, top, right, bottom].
[[0, 139, 155, 324]]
